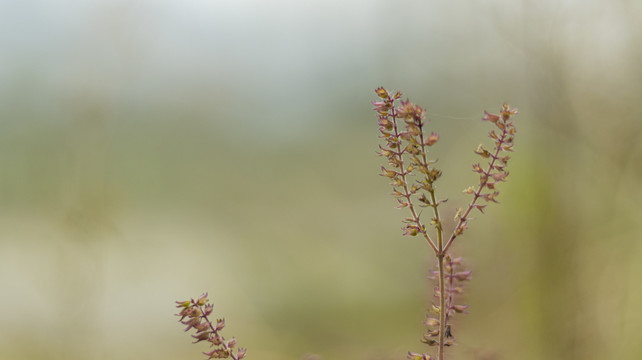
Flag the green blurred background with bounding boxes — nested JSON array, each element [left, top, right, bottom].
[[1, 1, 641, 359]]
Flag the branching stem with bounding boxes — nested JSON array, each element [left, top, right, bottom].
[[375, 88, 517, 360]]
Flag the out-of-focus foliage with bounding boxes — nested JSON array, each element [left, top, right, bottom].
[[1, 1, 641, 360]]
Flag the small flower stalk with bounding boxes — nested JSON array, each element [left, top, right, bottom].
[[175, 293, 246, 360], [424, 255, 471, 348], [374, 87, 518, 360], [374, 87, 443, 255]]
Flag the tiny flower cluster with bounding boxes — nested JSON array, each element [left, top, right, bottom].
[[424, 255, 471, 347], [175, 293, 246, 360], [374, 87, 443, 254], [444, 103, 518, 252]]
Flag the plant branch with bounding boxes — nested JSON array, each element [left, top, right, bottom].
[[443, 114, 512, 253]]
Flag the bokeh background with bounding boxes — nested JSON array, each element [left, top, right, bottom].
[[1, 1, 641, 359]]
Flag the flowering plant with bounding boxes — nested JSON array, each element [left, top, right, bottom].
[[374, 87, 517, 360], [173, 88, 518, 360]]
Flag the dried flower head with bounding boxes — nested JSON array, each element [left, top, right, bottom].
[[175, 293, 246, 360]]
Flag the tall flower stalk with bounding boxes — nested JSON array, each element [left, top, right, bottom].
[[374, 87, 518, 360]]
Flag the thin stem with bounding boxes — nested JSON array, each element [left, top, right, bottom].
[[417, 124, 444, 255], [418, 117, 446, 359], [437, 253, 446, 360]]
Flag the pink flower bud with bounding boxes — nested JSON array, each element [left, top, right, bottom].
[[425, 317, 440, 327], [204, 304, 214, 316], [373, 101, 392, 113], [175, 300, 191, 308], [424, 132, 440, 146], [381, 166, 397, 178], [482, 110, 500, 123], [452, 304, 469, 313], [209, 333, 223, 346], [408, 351, 432, 360], [191, 331, 210, 343], [196, 293, 208, 306], [454, 270, 472, 281], [375, 87, 389, 99]]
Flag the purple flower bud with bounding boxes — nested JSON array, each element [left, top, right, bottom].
[[191, 331, 210, 343], [204, 304, 214, 316], [454, 270, 472, 281], [215, 318, 226, 331], [196, 293, 208, 306]]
